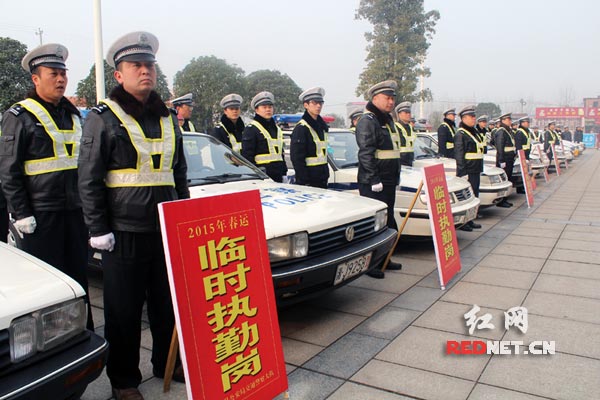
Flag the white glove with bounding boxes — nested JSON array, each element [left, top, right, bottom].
[[15, 216, 36, 234], [500, 162, 506, 168], [371, 183, 384, 192], [90, 232, 115, 252]]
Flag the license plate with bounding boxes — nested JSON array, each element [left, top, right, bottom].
[[334, 252, 372, 285], [466, 207, 477, 221], [497, 190, 508, 197]]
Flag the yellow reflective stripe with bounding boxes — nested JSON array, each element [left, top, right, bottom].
[[517, 128, 531, 150], [443, 122, 456, 137], [218, 122, 242, 153], [458, 128, 485, 156], [19, 99, 81, 176], [375, 149, 401, 159], [504, 146, 516, 152], [465, 153, 484, 160], [249, 120, 283, 164], [395, 122, 415, 152], [102, 99, 175, 187], [298, 119, 328, 166], [446, 143, 455, 149]]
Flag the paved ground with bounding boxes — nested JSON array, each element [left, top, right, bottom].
[[82, 150, 600, 400]]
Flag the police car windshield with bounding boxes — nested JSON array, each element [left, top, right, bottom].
[[327, 131, 360, 168], [183, 134, 267, 185], [414, 136, 439, 159]]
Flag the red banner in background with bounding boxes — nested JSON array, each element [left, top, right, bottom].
[[535, 107, 584, 119], [159, 190, 288, 400], [422, 164, 461, 289], [517, 150, 534, 208]]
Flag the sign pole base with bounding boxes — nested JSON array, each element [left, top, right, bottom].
[[163, 327, 179, 393]]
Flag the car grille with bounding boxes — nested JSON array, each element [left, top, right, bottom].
[[0, 329, 10, 371], [308, 216, 375, 254], [500, 172, 508, 181], [453, 187, 473, 202]]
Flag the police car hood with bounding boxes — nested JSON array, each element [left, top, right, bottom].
[[188, 180, 387, 239], [413, 158, 505, 176], [0, 243, 85, 329], [399, 166, 472, 193]]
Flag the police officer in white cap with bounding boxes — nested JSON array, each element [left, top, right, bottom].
[[171, 93, 195, 131], [544, 121, 559, 170], [515, 116, 532, 160], [394, 101, 415, 166], [290, 87, 329, 188], [241, 91, 287, 182], [348, 109, 363, 132], [495, 112, 515, 208], [0, 43, 94, 329], [454, 106, 483, 231], [78, 31, 190, 400], [475, 115, 489, 146], [356, 80, 403, 278], [438, 108, 457, 158], [210, 93, 244, 152]]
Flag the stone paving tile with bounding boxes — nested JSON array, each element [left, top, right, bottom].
[[413, 301, 506, 340], [560, 230, 600, 242], [564, 224, 600, 233], [510, 227, 563, 238], [441, 281, 528, 310], [468, 384, 550, 400], [303, 332, 389, 379], [353, 306, 421, 340], [500, 234, 557, 247], [377, 327, 491, 381], [550, 248, 600, 265], [480, 352, 600, 400], [459, 245, 494, 260], [478, 228, 513, 239], [348, 271, 422, 294], [555, 238, 600, 252], [389, 285, 444, 312], [523, 291, 600, 325], [279, 305, 365, 347], [469, 236, 504, 248], [138, 378, 187, 400], [352, 359, 474, 400], [532, 274, 600, 300], [491, 243, 554, 259], [389, 256, 437, 277], [462, 266, 538, 290], [282, 368, 344, 400], [328, 382, 415, 400], [306, 285, 397, 317], [518, 220, 565, 231], [477, 253, 546, 272], [542, 259, 600, 280], [504, 314, 600, 360], [281, 337, 324, 366]]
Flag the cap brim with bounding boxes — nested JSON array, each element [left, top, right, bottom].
[[33, 62, 67, 71], [117, 53, 156, 65]]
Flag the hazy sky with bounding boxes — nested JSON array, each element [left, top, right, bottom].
[[1, 0, 598, 119]]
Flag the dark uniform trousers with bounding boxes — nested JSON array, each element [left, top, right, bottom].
[[20, 209, 92, 329], [102, 230, 176, 389], [358, 183, 398, 231], [466, 173, 481, 198]]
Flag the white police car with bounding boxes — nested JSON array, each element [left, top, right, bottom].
[[0, 242, 108, 400], [183, 132, 396, 305]]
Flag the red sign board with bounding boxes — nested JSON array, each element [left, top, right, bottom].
[[517, 150, 534, 208], [551, 144, 561, 176], [158, 190, 288, 400], [533, 144, 550, 183], [535, 107, 584, 119], [422, 164, 461, 289]]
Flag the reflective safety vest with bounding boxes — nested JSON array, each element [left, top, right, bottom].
[[298, 119, 328, 166], [503, 128, 516, 152], [458, 128, 484, 160], [102, 99, 176, 188], [19, 99, 81, 176], [517, 128, 531, 150], [442, 122, 456, 149], [375, 123, 401, 159], [248, 120, 283, 164], [532, 131, 542, 141], [218, 122, 242, 153], [546, 130, 558, 144], [395, 122, 415, 153]]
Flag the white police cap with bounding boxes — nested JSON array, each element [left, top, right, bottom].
[[499, 112, 512, 120], [251, 91, 275, 109], [518, 116, 530, 124], [299, 87, 325, 103], [171, 93, 193, 107], [395, 101, 412, 114], [349, 109, 363, 120], [366, 80, 397, 99], [22, 43, 68, 73], [106, 31, 159, 69], [477, 114, 488, 123], [443, 108, 456, 116], [220, 93, 243, 109], [458, 105, 476, 118]]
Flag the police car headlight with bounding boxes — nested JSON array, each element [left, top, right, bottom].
[[268, 232, 309, 262], [374, 210, 387, 232], [487, 174, 501, 184], [9, 299, 86, 363]]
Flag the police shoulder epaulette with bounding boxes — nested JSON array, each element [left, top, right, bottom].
[[362, 113, 375, 120], [8, 104, 24, 116], [91, 104, 109, 114], [169, 107, 178, 115]]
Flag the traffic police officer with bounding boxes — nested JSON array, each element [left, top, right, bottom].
[[438, 108, 457, 158], [210, 93, 244, 152], [356, 80, 402, 278], [544, 121, 559, 168], [574, 126, 583, 143], [515, 116, 532, 160], [532, 126, 542, 142], [562, 126, 573, 142], [171, 93, 195, 131], [242, 91, 287, 182], [0, 43, 93, 328], [394, 101, 415, 166], [495, 113, 516, 208], [78, 31, 190, 400], [290, 87, 329, 188], [454, 105, 483, 231], [349, 109, 363, 132]]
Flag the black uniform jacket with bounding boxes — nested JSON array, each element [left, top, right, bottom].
[[514, 127, 531, 159], [0, 91, 82, 219], [78, 85, 189, 235], [573, 129, 583, 143], [475, 124, 489, 154], [495, 124, 516, 164], [241, 114, 287, 181], [397, 120, 414, 167], [454, 123, 484, 177], [437, 118, 456, 159], [543, 130, 558, 154], [562, 131, 572, 142], [355, 102, 401, 186], [210, 114, 244, 150], [290, 111, 330, 185]]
